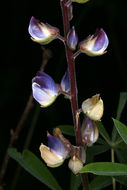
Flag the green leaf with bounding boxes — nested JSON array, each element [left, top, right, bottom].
[[80, 162, 127, 176], [97, 138, 108, 145], [8, 148, 62, 190], [115, 149, 127, 164], [89, 176, 112, 190], [115, 140, 127, 149], [87, 145, 110, 156], [112, 92, 127, 142], [114, 176, 127, 187], [113, 119, 127, 144], [56, 125, 75, 136], [73, 0, 89, 3], [116, 92, 127, 120], [70, 173, 81, 190], [96, 122, 111, 145], [86, 145, 110, 164]]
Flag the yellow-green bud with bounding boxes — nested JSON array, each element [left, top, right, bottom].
[[68, 156, 83, 174], [81, 94, 104, 121]]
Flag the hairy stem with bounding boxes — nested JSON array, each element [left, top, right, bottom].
[[60, 0, 89, 189]]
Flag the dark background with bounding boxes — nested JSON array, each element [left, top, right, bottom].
[[1, 0, 127, 189]]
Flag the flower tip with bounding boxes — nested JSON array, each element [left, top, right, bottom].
[[67, 26, 78, 51], [47, 131, 51, 137], [60, 68, 70, 94], [30, 16, 35, 22]]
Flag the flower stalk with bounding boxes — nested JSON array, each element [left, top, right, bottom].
[[60, 0, 81, 146], [60, 0, 89, 189]]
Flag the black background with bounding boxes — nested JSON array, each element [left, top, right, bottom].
[[1, 0, 127, 189]]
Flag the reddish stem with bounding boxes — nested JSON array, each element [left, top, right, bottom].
[[60, 1, 90, 189], [60, 0, 81, 146]]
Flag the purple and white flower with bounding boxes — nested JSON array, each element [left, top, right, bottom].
[[32, 72, 58, 107], [80, 28, 109, 56], [40, 135, 67, 167], [28, 16, 59, 44]]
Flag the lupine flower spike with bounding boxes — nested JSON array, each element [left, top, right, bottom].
[[32, 72, 58, 107], [81, 116, 99, 146], [80, 28, 109, 56], [67, 26, 78, 51], [81, 94, 104, 121], [28, 16, 59, 44], [40, 134, 67, 167]]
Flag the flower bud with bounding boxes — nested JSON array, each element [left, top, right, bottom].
[[81, 116, 99, 146], [68, 156, 83, 174], [71, 0, 89, 4], [68, 4, 73, 21], [28, 16, 59, 45], [67, 26, 78, 51], [60, 68, 70, 93], [40, 135, 67, 167], [81, 94, 104, 121], [80, 28, 109, 56], [32, 72, 58, 107]]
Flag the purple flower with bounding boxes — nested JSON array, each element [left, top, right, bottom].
[[28, 16, 59, 44], [32, 72, 58, 107], [48, 135, 66, 158], [81, 116, 99, 146], [39, 135, 67, 167], [80, 28, 109, 56], [60, 68, 70, 93], [67, 26, 78, 50]]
